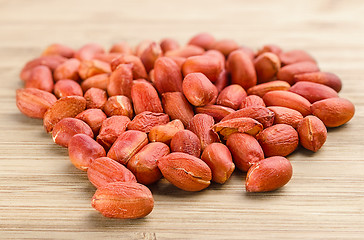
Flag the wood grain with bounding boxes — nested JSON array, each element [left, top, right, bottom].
[[1, 0, 364, 239]]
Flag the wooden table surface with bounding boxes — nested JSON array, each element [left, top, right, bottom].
[[1, 0, 364, 239]]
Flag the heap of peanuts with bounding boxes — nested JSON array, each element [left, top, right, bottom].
[[16, 33, 355, 219]]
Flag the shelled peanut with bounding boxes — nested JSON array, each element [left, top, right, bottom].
[[16, 33, 355, 219]]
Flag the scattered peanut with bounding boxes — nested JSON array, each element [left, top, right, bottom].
[[16, 34, 355, 219]]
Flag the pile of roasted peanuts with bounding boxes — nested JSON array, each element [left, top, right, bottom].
[[16, 33, 355, 219]]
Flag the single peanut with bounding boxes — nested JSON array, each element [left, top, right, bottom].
[[263, 90, 311, 116], [227, 50, 257, 90], [68, 134, 106, 171], [87, 157, 137, 188], [84, 87, 107, 109], [311, 98, 355, 127], [75, 109, 107, 136], [254, 52, 281, 83], [107, 130, 148, 165], [16, 88, 57, 119], [289, 81, 339, 103], [188, 114, 220, 150], [25, 65, 54, 92], [131, 80, 163, 115], [246, 156, 293, 192], [127, 142, 170, 185], [293, 72, 342, 92], [54, 79, 83, 98], [127, 111, 170, 133], [96, 116, 130, 151], [170, 130, 201, 158], [195, 105, 235, 123], [182, 72, 218, 106], [91, 182, 154, 219], [267, 106, 303, 129], [256, 124, 299, 157], [157, 152, 212, 191], [297, 115, 327, 152], [161, 92, 194, 127], [226, 133, 264, 172], [201, 143, 235, 184], [103, 95, 133, 119], [52, 117, 94, 147], [216, 84, 247, 110]]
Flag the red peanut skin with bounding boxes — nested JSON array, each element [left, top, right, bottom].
[[195, 105, 235, 123], [188, 32, 216, 50], [293, 72, 342, 92], [201, 143, 235, 184], [84, 87, 107, 109], [170, 130, 201, 158], [289, 81, 338, 103], [52, 117, 94, 147], [107, 63, 133, 98], [16, 88, 57, 119], [227, 50, 257, 90], [246, 156, 293, 192], [256, 44, 282, 57], [54, 79, 83, 98], [127, 111, 170, 133], [182, 55, 223, 82], [88, 157, 137, 188], [91, 182, 154, 219], [20, 55, 67, 82], [74, 43, 105, 61], [256, 124, 299, 157], [161, 92, 194, 127], [75, 109, 107, 136], [54, 58, 81, 82], [42, 43, 75, 58], [109, 42, 133, 55], [131, 80, 164, 115], [43, 96, 86, 133], [210, 39, 239, 56], [279, 49, 316, 66], [153, 57, 183, 94], [217, 84, 247, 110], [222, 106, 275, 129], [103, 95, 133, 119], [160, 38, 180, 53], [107, 130, 148, 165], [240, 95, 266, 109], [140, 42, 163, 73], [81, 73, 110, 92], [182, 72, 218, 106], [25, 65, 54, 92], [226, 133, 264, 172], [96, 116, 130, 151], [276, 61, 319, 85], [254, 52, 281, 83], [164, 45, 205, 58], [263, 90, 312, 116], [127, 142, 169, 185], [311, 98, 355, 127], [267, 106, 303, 129], [188, 114, 220, 150], [157, 152, 212, 192], [68, 134, 106, 171], [110, 54, 148, 80], [297, 115, 327, 152]]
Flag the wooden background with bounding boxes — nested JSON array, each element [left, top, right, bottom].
[[1, 0, 364, 239]]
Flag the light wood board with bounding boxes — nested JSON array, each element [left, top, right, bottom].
[[0, 0, 364, 239]]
